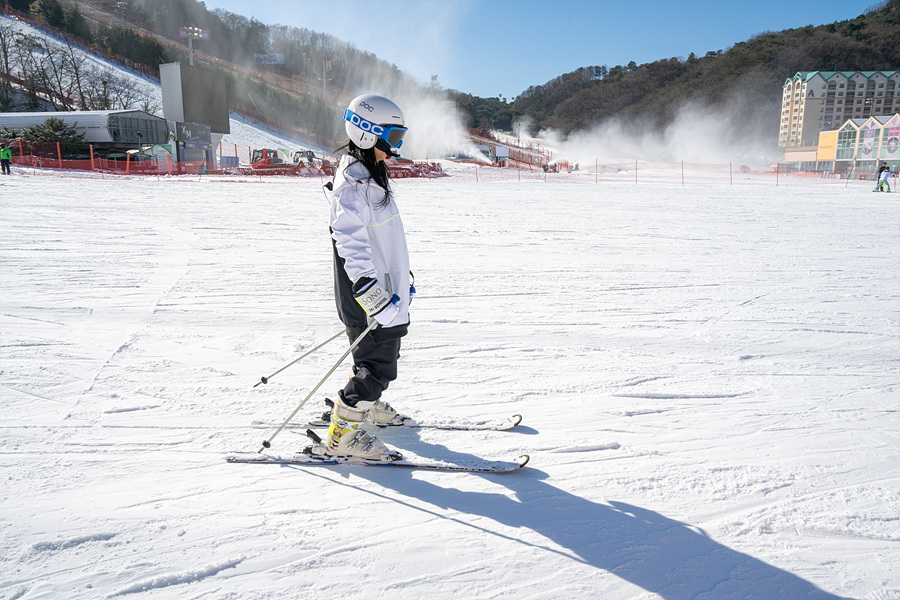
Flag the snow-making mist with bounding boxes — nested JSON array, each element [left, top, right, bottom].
[[558, 102, 778, 165], [530, 84, 780, 166]]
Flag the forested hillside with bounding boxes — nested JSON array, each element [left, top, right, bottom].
[[5, 0, 900, 145], [508, 0, 900, 138], [1, 0, 433, 146]]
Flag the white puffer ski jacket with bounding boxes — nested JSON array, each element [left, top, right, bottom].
[[328, 154, 410, 329]]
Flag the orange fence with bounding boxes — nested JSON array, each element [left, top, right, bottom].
[[3, 136, 884, 184]]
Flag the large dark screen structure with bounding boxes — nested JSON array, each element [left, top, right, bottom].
[[161, 63, 230, 134]]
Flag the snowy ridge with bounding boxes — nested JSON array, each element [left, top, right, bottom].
[[0, 13, 328, 157]]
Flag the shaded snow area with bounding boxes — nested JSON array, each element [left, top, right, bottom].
[[1, 168, 898, 600]]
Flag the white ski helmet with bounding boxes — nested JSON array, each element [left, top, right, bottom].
[[343, 94, 406, 154]]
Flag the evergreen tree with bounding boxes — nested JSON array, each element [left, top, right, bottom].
[[4, 0, 32, 13], [64, 6, 94, 42], [41, 0, 65, 29], [20, 117, 86, 157]]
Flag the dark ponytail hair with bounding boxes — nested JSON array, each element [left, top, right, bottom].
[[335, 141, 392, 208]]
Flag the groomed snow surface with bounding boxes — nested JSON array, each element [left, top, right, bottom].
[[2, 165, 898, 599]]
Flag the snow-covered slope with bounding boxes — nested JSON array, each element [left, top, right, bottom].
[[1, 13, 326, 156], [1, 169, 898, 599]]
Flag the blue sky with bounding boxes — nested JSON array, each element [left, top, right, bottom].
[[202, 0, 880, 99]]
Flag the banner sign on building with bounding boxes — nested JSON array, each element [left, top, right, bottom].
[[254, 53, 286, 65], [860, 122, 878, 159], [882, 115, 900, 159], [817, 131, 837, 161]]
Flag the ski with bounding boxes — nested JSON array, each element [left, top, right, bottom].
[[226, 450, 530, 473], [306, 411, 522, 431], [252, 413, 522, 432]]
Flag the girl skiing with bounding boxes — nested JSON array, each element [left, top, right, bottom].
[[876, 162, 892, 192], [315, 94, 411, 461]]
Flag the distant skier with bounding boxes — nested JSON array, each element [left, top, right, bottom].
[[0, 143, 11, 175], [316, 94, 411, 461], [875, 161, 892, 192]]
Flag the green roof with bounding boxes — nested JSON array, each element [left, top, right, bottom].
[[784, 70, 900, 86]]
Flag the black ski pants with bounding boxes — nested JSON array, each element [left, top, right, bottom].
[[339, 325, 401, 407], [331, 231, 407, 407]]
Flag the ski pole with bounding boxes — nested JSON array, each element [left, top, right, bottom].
[[253, 329, 345, 388], [259, 320, 378, 452]]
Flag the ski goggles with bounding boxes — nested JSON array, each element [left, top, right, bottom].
[[344, 109, 407, 149]]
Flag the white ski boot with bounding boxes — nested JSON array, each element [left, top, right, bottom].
[[313, 397, 401, 461], [324, 397, 403, 426], [356, 398, 403, 426]]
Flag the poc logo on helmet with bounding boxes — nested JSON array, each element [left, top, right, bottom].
[[347, 113, 385, 137], [358, 101, 375, 112]]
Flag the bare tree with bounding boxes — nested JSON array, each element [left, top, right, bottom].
[[0, 21, 16, 108], [32, 38, 75, 110], [61, 42, 90, 109], [2, 26, 160, 115]]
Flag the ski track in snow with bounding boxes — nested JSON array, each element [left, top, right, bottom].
[[107, 558, 244, 596], [30, 532, 118, 552]]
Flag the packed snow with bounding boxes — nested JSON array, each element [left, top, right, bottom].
[[1, 162, 898, 599]]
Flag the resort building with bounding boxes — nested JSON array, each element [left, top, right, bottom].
[[783, 112, 900, 173], [780, 71, 900, 149], [817, 114, 900, 172]]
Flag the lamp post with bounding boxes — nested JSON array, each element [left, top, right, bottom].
[[179, 25, 208, 66], [321, 59, 331, 105], [116, 1, 126, 51]]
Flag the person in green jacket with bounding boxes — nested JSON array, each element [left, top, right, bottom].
[[0, 143, 12, 175]]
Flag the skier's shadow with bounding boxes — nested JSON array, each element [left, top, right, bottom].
[[347, 431, 844, 600]]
